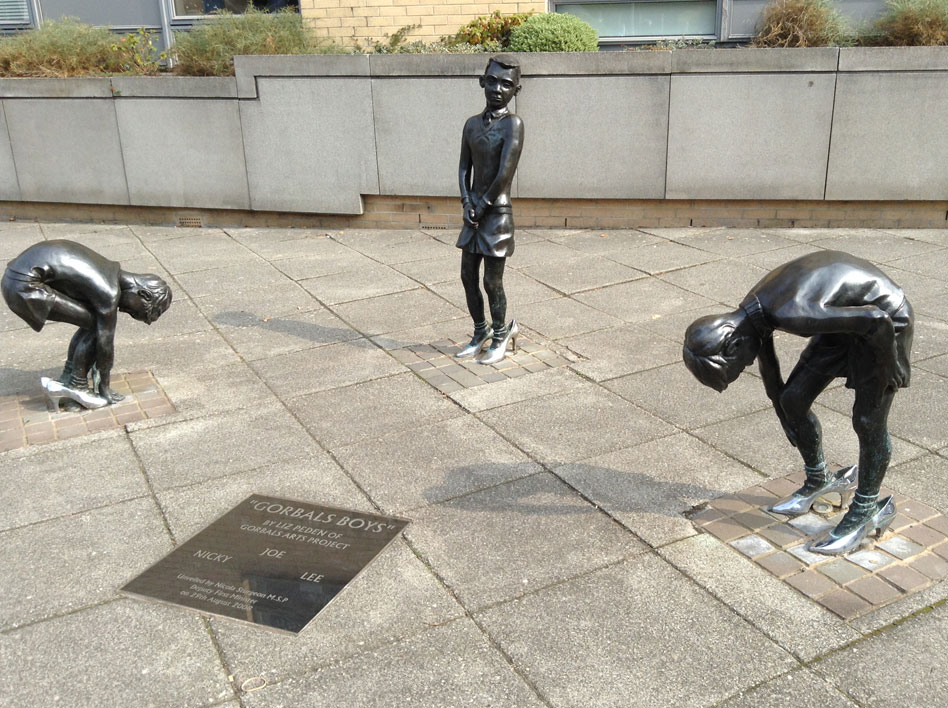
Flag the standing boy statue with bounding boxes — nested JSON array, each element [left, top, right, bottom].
[[455, 55, 525, 365], [2, 240, 172, 411], [682, 251, 913, 555]]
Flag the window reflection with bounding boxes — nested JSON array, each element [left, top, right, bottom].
[[174, 1, 300, 15]]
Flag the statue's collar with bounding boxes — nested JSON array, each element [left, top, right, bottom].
[[741, 294, 773, 339], [483, 107, 509, 123]]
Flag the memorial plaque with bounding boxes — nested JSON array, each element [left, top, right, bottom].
[[122, 495, 408, 634]]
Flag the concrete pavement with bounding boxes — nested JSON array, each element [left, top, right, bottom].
[[2, 221, 948, 707]]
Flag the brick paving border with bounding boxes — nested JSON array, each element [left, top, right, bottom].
[[691, 471, 948, 620], [0, 371, 176, 452], [392, 337, 572, 395]]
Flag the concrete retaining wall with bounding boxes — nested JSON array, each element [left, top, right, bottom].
[[0, 47, 946, 216]]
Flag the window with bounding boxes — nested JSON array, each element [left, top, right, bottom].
[[172, 1, 299, 18], [0, 0, 31, 27], [556, 0, 718, 40]]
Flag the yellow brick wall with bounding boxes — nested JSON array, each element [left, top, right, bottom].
[[301, 0, 547, 48]]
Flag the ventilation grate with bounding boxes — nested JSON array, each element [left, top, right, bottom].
[[177, 216, 203, 228]]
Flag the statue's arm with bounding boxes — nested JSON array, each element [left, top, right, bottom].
[[458, 123, 476, 225], [756, 335, 797, 447], [778, 305, 900, 388], [474, 117, 524, 220], [93, 309, 118, 401]]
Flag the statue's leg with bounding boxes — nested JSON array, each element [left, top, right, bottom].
[[67, 328, 96, 390], [460, 250, 486, 329], [834, 386, 896, 535], [482, 255, 507, 333], [778, 362, 835, 493]]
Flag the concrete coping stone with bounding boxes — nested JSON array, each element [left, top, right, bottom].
[[234, 54, 370, 97], [839, 46, 948, 72], [109, 76, 237, 98], [670, 47, 840, 73], [0, 78, 113, 98]]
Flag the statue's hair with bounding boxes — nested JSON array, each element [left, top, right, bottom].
[[682, 314, 735, 392], [486, 54, 521, 83], [128, 272, 172, 320]]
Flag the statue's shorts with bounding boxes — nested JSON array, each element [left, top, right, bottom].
[[1, 266, 56, 332], [797, 297, 914, 394], [456, 205, 514, 259]]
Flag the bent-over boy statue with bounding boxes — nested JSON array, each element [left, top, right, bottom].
[[683, 251, 913, 555], [455, 55, 525, 365], [2, 240, 172, 411]]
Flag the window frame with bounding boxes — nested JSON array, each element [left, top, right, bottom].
[[0, 0, 39, 29], [552, 0, 724, 45]]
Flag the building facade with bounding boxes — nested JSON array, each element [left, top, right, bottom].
[[1, 1, 887, 49]]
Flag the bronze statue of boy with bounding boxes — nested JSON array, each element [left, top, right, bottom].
[[2, 239, 172, 410], [683, 251, 913, 555], [455, 55, 525, 365]]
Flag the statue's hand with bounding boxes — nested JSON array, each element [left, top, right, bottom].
[[472, 197, 488, 222], [463, 207, 478, 226]]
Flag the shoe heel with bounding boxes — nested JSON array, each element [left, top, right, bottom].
[[44, 392, 62, 413], [873, 496, 896, 538], [508, 321, 519, 353]]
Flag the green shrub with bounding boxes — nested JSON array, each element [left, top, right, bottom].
[[751, 0, 850, 47], [170, 8, 340, 76], [507, 13, 598, 52], [450, 11, 534, 49], [872, 0, 948, 45], [0, 18, 161, 77]]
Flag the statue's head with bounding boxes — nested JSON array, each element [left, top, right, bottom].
[[682, 313, 760, 392], [481, 55, 521, 110], [119, 273, 172, 325]]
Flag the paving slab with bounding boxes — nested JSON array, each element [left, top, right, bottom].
[[719, 668, 857, 707], [558, 323, 681, 382], [813, 602, 948, 707], [477, 383, 675, 466], [663, 228, 801, 256], [605, 361, 770, 430], [331, 287, 465, 336], [575, 276, 716, 323], [515, 296, 624, 340], [287, 372, 462, 450], [0, 431, 147, 531], [660, 534, 860, 661], [334, 415, 541, 513], [130, 405, 321, 490], [0, 497, 171, 629], [113, 330, 242, 375], [269, 241, 375, 281], [448, 365, 587, 413], [404, 473, 646, 609], [545, 228, 659, 255], [299, 263, 418, 305], [659, 259, 768, 308], [174, 261, 291, 299], [810, 231, 945, 264], [146, 231, 256, 274], [240, 619, 543, 708], [192, 279, 320, 326], [251, 338, 403, 399], [211, 540, 464, 686], [556, 433, 763, 547], [217, 308, 359, 362], [520, 253, 645, 295], [155, 456, 370, 542], [605, 236, 722, 274], [0, 599, 233, 708], [476, 553, 796, 707]]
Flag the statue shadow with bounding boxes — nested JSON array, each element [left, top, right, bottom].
[[424, 463, 728, 520], [212, 311, 357, 346], [0, 366, 57, 398]]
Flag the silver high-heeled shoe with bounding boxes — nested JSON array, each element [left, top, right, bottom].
[[477, 320, 519, 365], [41, 376, 109, 412], [768, 465, 857, 517], [807, 495, 896, 556], [455, 326, 492, 359]]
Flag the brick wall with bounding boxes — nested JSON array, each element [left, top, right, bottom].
[[300, 0, 546, 48], [4, 199, 947, 231]]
